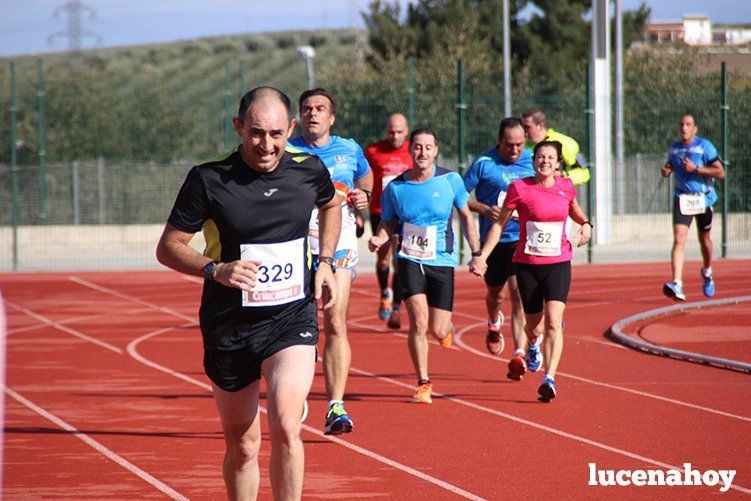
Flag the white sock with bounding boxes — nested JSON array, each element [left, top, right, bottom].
[[702, 267, 713, 277], [328, 400, 343, 408], [514, 349, 524, 357], [488, 318, 501, 330], [674, 279, 683, 287]]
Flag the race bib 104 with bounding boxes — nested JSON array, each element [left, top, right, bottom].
[[240, 238, 305, 307], [679, 193, 706, 216], [399, 222, 437, 260], [524, 221, 563, 257]]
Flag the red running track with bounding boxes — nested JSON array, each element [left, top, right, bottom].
[[1, 259, 750, 499]]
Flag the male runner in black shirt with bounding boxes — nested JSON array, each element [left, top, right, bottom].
[[157, 86, 341, 500]]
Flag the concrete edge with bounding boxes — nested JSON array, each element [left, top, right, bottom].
[[607, 295, 751, 374]]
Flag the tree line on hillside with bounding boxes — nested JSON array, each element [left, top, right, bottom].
[[0, 1, 749, 170]]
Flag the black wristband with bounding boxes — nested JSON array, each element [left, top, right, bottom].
[[362, 189, 372, 202], [583, 220, 593, 228], [471, 250, 482, 257], [202, 260, 220, 280]]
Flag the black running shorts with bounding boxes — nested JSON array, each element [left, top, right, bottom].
[[203, 300, 319, 392], [515, 261, 571, 315], [397, 258, 454, 311], [484, 241, 517, 288], [672, 197, 713, 231]]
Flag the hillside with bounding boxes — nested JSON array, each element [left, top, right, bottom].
[[0, 29, 366, 164]]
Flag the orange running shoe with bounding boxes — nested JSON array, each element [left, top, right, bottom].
[[439, 325, 454, 348], [412, 382, 433, 404], [378, 288, 393, 320]]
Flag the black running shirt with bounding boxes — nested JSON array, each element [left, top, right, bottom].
[[168, 146, 335, 349]]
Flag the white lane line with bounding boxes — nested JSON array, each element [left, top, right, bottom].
[[4, 301, 123, 354], [3, 385, 188, 500], [352, 287, 627, 349], [451, 323, 751, 423], [348, 321, 751, 495], [86, 276, 751, 494], [190, 278, 751, 421], [6, 307, 152, 336], [127, 325, 486, 500], [79, 276, 486, 499], [69, 276, 195, 323]]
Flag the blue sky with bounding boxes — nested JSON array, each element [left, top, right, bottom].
[[1, 0, 750, 56]]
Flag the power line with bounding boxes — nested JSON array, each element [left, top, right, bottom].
[[47, 0, 102, 53]]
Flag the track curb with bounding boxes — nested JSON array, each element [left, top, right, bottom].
[[608, 295, 751, 373]]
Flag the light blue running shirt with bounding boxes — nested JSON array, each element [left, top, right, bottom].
[[463, 148, 534, 243], [667, 136, 720, 206], [288, 135, 371, 261], [381, 166, 469, 268], [288, 135, 370, 190]]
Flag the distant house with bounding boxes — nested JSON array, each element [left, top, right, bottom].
[[644, 14, 751, 46], [714, 24, 751, 45]]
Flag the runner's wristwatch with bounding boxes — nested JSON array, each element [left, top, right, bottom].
[[202, 260, 219, 280], [318, 256, 336, 272]]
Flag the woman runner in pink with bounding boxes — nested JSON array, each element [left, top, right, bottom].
[[476, 140, 592, 402]]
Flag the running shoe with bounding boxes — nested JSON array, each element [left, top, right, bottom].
[[537, 375, 557, 403], [701, 270, 715, 297], [485, 328, 504, 355], [506, 353, 526, 381], [526, 336, 543, 372], [324, 402, 353, 435], [662, 281, 686, 301], [412, 382, 433, 404], [485, 313, 505, 355], [378, 288, 393, 320], [387, 309, 401, 329], [439, 325, 454, 348]]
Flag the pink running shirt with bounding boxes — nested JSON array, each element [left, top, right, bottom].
[[503, 176, 577, 265]]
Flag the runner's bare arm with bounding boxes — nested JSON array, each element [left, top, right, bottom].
[[569, 199, 592, 248], [661, 163, 673, 177], [315, 196, 342, 309], [683, 157, 725, 179], [156, 223, 259, 290], [467, 198, 501, 222], [350, 170, 374, 211], [368, 218, 396, 252], [478, 207, 513, 258], [457, 204, 486, 277]]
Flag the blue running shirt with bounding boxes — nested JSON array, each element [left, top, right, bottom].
[[381, 166, 469, 268], [288, 135, 371, 256], [463, 148, 534, 243], [667, 136, 720, 206]]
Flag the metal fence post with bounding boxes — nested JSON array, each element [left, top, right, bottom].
[[720, 61, 729, 258], [408, 56, 415, 128], [456, 59, 467, 260], [224, 60, 233, 151], [585, 61, 594, 263], [38, 58, 47, 224], [97, 156, 105, 224], [636, 153, 642, 213], [10, 62, 20, 270], [238, 59, 245, 99], [72, 160, 80, 225]]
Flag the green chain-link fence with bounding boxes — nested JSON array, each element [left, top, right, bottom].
[[2, 53, 749, 271]]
